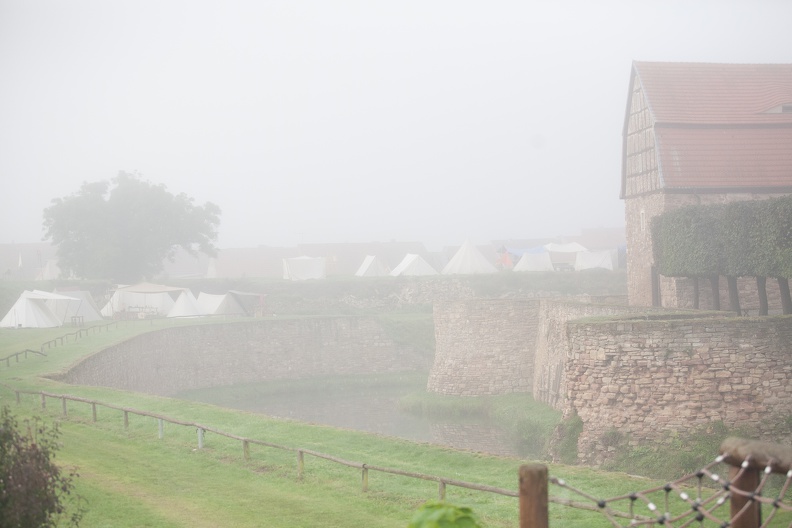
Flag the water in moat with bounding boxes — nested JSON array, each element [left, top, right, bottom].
[[176, 375, 529, 458]]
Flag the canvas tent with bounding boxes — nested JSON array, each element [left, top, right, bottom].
[[574, 250, 614, 271], [355, 255, 390, 277], [283, 256, 326, 281], [101, 282, 185, 318], [442, 241, 498, 275], [390, 254, 438, 276], [196, 291, 259, 316], [513, 251, 555, 272], [0, 290, 79, 328], [167, 290, 205, 318], [49, 290, 103, 324], [543, 242, 587, 271]]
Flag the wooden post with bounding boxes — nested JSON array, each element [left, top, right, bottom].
[[438, 480, 446, 500], [124, 411, 129, 429], [728, 465, 760, 528], [91, 403, 97, 422], [242, 440, 250, 461], [15, 391, 19, 404], [41, 393, 46, 409], [362, 467, 369, 493], [519, 464, 549, 528], [61, 397, 67, 416], [158, 419, 164, 439], [197, 428, 204, 449], [297, 450, 304, 479]]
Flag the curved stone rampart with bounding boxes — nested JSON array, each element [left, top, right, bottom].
[[55, 317, 431, 396], [427, 299, 540, 395]]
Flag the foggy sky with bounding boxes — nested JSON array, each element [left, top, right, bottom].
[[1, 1, 791, 250]]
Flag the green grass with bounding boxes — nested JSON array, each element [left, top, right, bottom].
[[4, 318, 788, 527]]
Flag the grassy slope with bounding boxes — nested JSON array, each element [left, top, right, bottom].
[[0, 318, 691, 528]]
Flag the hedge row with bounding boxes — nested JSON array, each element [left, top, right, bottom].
[[652, 195, 792, 279]]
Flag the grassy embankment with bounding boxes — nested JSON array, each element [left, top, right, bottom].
[[1, 317, 672, 528]]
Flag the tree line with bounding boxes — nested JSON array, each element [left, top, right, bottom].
[[652, 195, 792, 315]]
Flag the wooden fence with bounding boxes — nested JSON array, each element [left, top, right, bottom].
[[9, 388, 790, 527]]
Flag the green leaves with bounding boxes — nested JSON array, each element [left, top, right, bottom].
[[408, 501, 483, 528], [652, 195, 792, 279], [42, 171, 221, 282]]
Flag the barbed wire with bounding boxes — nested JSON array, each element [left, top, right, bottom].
[[550, 454, 792, 527]]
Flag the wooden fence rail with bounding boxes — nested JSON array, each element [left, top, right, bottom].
[[0, 348, 46, 367], [12, 388, 518, 503], [10, 388, 788, 528], [39, 321, 120, 353]]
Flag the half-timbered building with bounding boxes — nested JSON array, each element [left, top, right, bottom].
[[621, 61, 792, 310]]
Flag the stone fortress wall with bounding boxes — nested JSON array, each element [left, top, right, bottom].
[[429, 299, 792, 464], [55, 317, 431, 396]]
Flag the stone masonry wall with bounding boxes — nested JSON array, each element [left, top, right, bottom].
[[55, 317, 431, 396], [565, 315, 792, 465], [427, 300, 540, 395], [533, 300, 639, 409]]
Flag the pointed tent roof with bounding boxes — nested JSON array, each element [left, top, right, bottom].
[[355, 255, 390, 277], [513, 251, 555, 272], [0, 290, 78, 328], [48, 289, 103, 323], [390, 254, 438, 276], [441, 241, 498, 275], [167, 290, 205, 318], [197, 292, 248, 315]]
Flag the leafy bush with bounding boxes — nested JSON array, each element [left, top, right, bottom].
[[408, 501, 482, 528], [0, 406, 83, 527]]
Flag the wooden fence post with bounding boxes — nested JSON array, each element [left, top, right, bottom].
[[124, 411, 129, 430], [519, 464, 548, 528], [158, 419, 164, 439], [297, 450, 304, 479], [718, 437, 792, 528], [61, 397, 67, 416], [362, 467, 368, 492], [243, 440, 250, 461], [41, 393, 46, 409], [91, 403, 97, 422], [197, 428, 204, 449], [15, 391, 19, 404], [438, 480, 446, 500], [729, 464, 760, 528]]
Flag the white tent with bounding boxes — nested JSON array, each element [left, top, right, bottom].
[[0, 290, 78, 328], [355, 255, 390, 277], [442, 241, 498, 275], [48, 290, 103, 324], [513, 251, 555, 272], [101, 282, 185, 318], [283, 256, 326, 281], [390, 254, 438, 276], [543, 242, 588, 253], [167, 290, 205, 318], [574, 250, 615, 271], [197, 292, 246, 315]]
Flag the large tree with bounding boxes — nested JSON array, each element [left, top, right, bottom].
[[43, 172, 221, 282]]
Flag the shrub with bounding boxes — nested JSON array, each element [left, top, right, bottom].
[[408, 501, 482, 528], [0, 406, 83, 527]]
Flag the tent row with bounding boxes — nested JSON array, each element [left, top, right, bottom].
[[1, 283, 263, 328], [505, 243, 615, 272]]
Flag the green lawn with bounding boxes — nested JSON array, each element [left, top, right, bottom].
[[3, 318, 781, 527]]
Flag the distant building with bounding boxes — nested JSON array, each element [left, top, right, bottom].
[[621, 61, 792, 310]]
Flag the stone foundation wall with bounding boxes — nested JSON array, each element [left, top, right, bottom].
[[55, 317, 431, 396], [565, 315, 792, 465], [427, 300, 540, 395]]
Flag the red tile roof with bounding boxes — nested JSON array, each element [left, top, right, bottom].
[[625, 62, 792, 192], [634, 62, 792, 125]]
